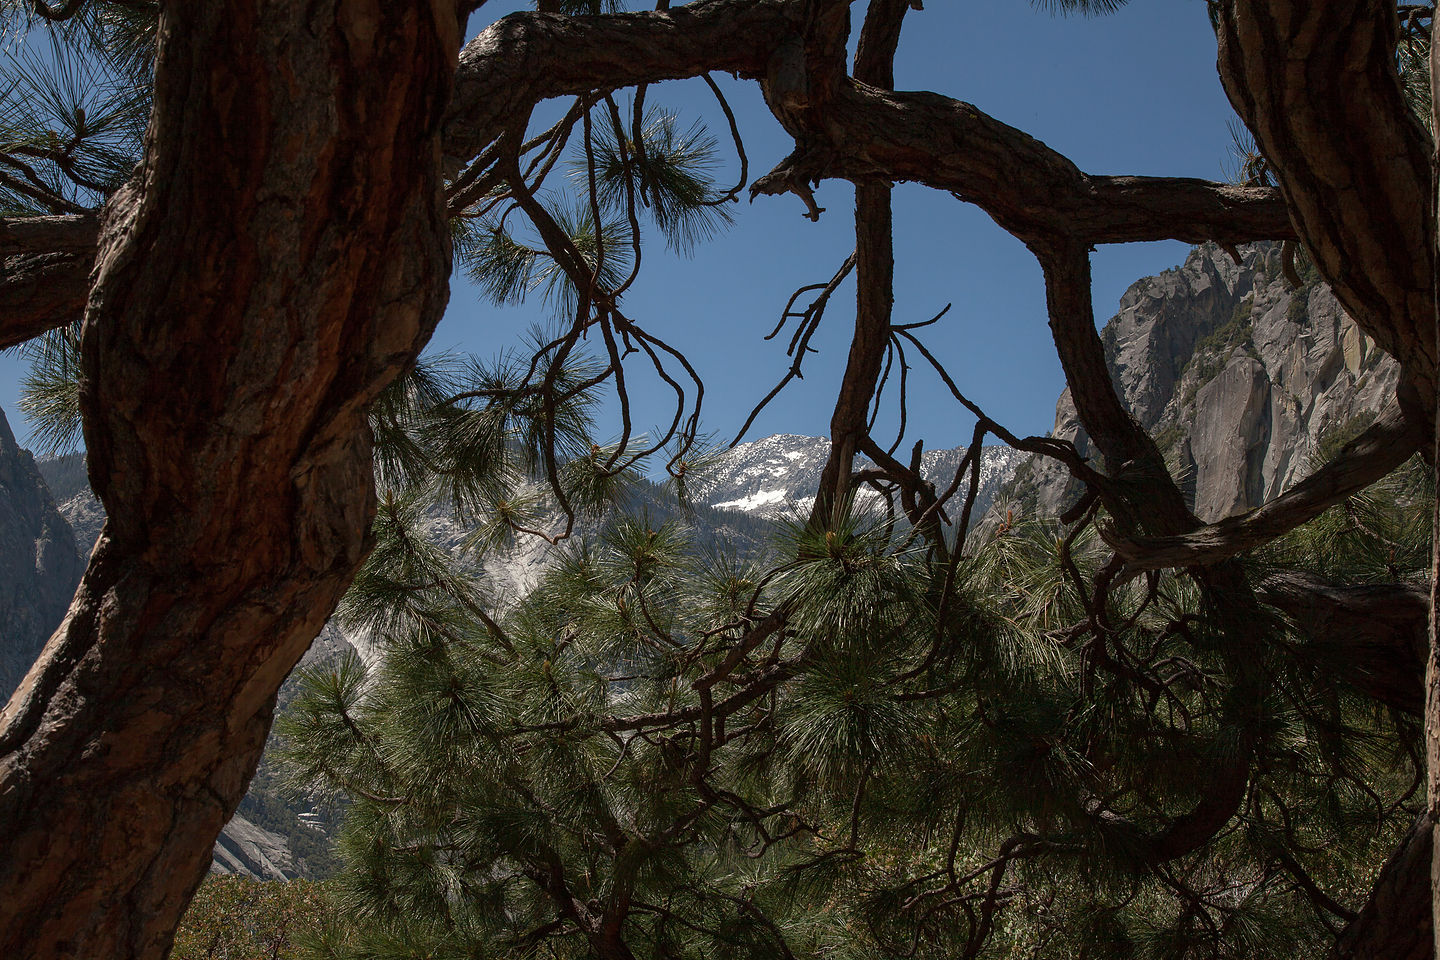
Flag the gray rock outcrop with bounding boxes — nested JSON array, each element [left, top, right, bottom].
[[35, 452, 103, 553], [1190, 357, 1270, 521], [209, 812, 297, 881], [1001, 242, 1398, 523]]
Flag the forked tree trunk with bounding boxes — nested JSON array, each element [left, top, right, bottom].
[[0, 2, 460, 957], [1326, 816, 1431, 960]]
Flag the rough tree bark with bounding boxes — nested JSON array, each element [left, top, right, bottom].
[[1212, 2, 1437, 955], [0, 214, 98, 350], [1332, 814, 1433, 960], [1431, 9, 1440, 959], [0, 1, 460, 957], [806, 0, 903, 529], [0, 0, 1430, 955], [1216, 0, 1435, 429]]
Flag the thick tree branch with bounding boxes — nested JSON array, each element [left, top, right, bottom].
[[1031, 237, 1278, 868], [0, 213, 99, 255], [807, 0, 907, 531], [3, 4, 1302, 320], [809, 179, 892, 530], [0, 253, 91, 350], [1329, 813, 1432, 960], [756, 81, 1297, 246], [1102, 401, 1423, 572], [1032, 237, 1195, 535], [6, 4, 1298, 322], [1258, 570, 1426, 716], [0, 215, 99, 349], [444, 0, 1292, 250], [443, 0, 808, 168], [851, 0, 909, 88]]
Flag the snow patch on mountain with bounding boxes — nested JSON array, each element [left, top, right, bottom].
[[712, 488, 789, 512], [694, 434, 1026, 526]]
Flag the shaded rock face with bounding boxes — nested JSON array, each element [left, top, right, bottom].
[[1102, 247, 1247, 428], [35, 452, 103, 554], [1003, 243, 1398, 523], [1191, 357, 1270, 521], [0, 408, 83, 702]]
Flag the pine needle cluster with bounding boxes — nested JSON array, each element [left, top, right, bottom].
[[279, 480, 1420, 959]]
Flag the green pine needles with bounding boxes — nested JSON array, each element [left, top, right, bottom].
[[279, 482, 1421, 960], [0, 8, 149, 215]]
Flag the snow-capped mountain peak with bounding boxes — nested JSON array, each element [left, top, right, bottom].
[[694, 434, 1025, 522]]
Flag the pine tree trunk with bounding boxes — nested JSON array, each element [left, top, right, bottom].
[[1328, 815, 1432, 959], [1429, 14, 1440, 959], [1427, 407, 1440, 959], [0, 2, 459, 958], [1215, 0, 1435, 432]]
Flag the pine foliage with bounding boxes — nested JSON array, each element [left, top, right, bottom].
[[280, 486, 1421, 960], [0, 9, 150, 214]]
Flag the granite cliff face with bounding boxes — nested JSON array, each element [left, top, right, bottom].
[[1003, 242, 1398, 523], [35, 452, 103, 553], [209, 812, 297, 881], [0, 408, 83, 702]]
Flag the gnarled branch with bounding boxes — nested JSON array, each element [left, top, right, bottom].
[[1102, 401, 1423, 573], [0, 253, 91, 351], [1258, 569, 1426, 715]]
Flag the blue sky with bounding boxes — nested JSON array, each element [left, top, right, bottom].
[[1, 0, 1241, 456]]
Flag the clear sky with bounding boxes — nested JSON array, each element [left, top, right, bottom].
[[0, 0, 1242, 457]]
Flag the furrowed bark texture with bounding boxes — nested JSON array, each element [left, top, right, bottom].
[[1217, 0, 1436, 428], [1330, 814, 1433, 960], [0, 213, 98, 255], [0, 1, 459, 957], [1430, 12, 1440, 960], [1202, 3, 1440, 953], [0, 213, 97, 348], [0, 251, 92, 350]]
